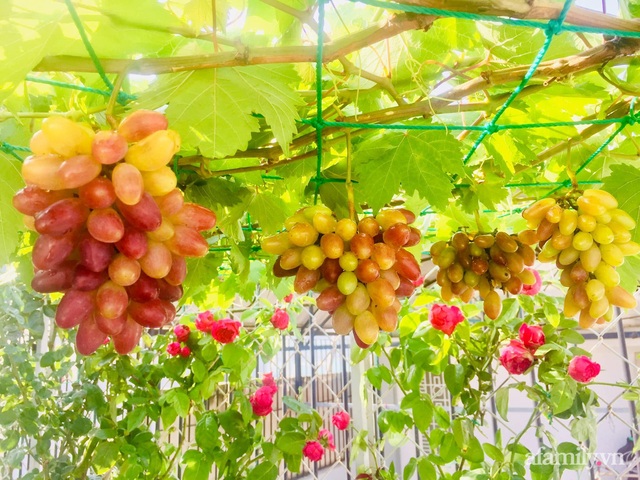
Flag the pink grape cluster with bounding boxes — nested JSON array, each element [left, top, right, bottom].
[[13, 111, 216, 355]]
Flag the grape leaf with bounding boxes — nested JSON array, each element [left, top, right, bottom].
[[186, 178, 253, 240], [0, 2, 66, 102], [183, 254, 224, 308], [353, 131, 463, 212], [136, 65, 302, 158], [247, 191, 290, 235], [618, 254, 640, 293], [0, 154, 26, 265], [601, 164, 640, 242], [484, 132, 525, 176]]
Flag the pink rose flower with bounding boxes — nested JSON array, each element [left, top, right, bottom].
[[270, 308, 290, 330], [331, 411, 350, 430], [195, 311, 215, 332], [174, 324, 190, 343], [521, 268, 542, 296], [412, 275, 425, 287], [262, 373, 278, 395], [518, 323, 545, 353], [568, 356, 601, 383], [499, 340, 534, 375], [318, 428, 335, 450], [250, 386, 275, 416], [429, 304, 465, 336], [167, 342, 181, 356], [211, 318, 241, 344], [180, 346, 191, 358], [302, 441, 324, 461]]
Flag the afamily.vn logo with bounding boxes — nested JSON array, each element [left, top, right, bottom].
[[526, 450, 629, 467]]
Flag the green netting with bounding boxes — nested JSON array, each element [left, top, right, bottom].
[[307, 0, 637, 199], [3, 0, 640, 216]]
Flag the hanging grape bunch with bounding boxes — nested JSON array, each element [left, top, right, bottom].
[[431, 231, 537, 319], [13, 111, 216, 355], [520, 189, 638, 327], [262, 206, 422, 348]]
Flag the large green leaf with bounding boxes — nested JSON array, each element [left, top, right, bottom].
[[0, 153, 25, 265], [0, 2, 66, 101], [602, 164, 640, 242], [136, 65, 302, 158], [182, 449, 213, 480], [353, 130, 463, 212], [247, 191, 290, 235]]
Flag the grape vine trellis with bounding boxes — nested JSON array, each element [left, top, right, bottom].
[[6, 2, 640, 480], [5, 0, 640, 290]]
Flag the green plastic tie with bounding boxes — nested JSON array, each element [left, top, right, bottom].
[[63, 0, 134, 105], [0, 142, 29, 161], [313, 0, 326, 205], [302, 115, 629, 133], [462, 0, 574, 165]]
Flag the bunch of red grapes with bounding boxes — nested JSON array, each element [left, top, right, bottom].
[[13, 111, 216, 355], [262, 206, 422, 348], [431, 231, 537, 319]]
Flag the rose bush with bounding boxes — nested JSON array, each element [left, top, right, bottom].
[[0, 269, 632, 480]]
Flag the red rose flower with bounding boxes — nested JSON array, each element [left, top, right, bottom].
[[167, 342, 181, 356], [302, 441, 324, 461], [174, 324, 190, 343], [318, 428, 335, 450], [518, 323, 545, 353], [429, 304, 465, 336], [195, 311, 215, 332], [331, 411, 350, 430], [250, 385, 275, 416], [568, 355, 601, 383], [284, 293, 294, 303], [521, 268, 542, 296], [270, 308, 290, 330], [180, 346, 191, 358], [211, 318, 241, 344], [499, 340, 534, 375]]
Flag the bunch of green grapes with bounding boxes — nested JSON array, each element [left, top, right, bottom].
[[431, 231, 537, 319], [520, 189, 638, 328], [13, 111, 216, 355], [262, 206, 422, 348]]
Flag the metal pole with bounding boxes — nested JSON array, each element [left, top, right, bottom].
[[340, 334, 352, 478], [350, 349, 377, 475], [310, 307, 318, 477], [616, 310, 640, 478]]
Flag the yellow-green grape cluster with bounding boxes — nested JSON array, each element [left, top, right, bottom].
[[13, 112, 216, 355], [431, 232, 537, 319], [521, 189, 638, 328], [261, 206, 422, 348]]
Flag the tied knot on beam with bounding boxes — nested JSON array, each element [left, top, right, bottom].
[[484, 124, 499, 135], [116, 91, 137, 105], [625, 111, 640, 126], [302, 117, 326, 130], [545, 18, 565, 37]]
